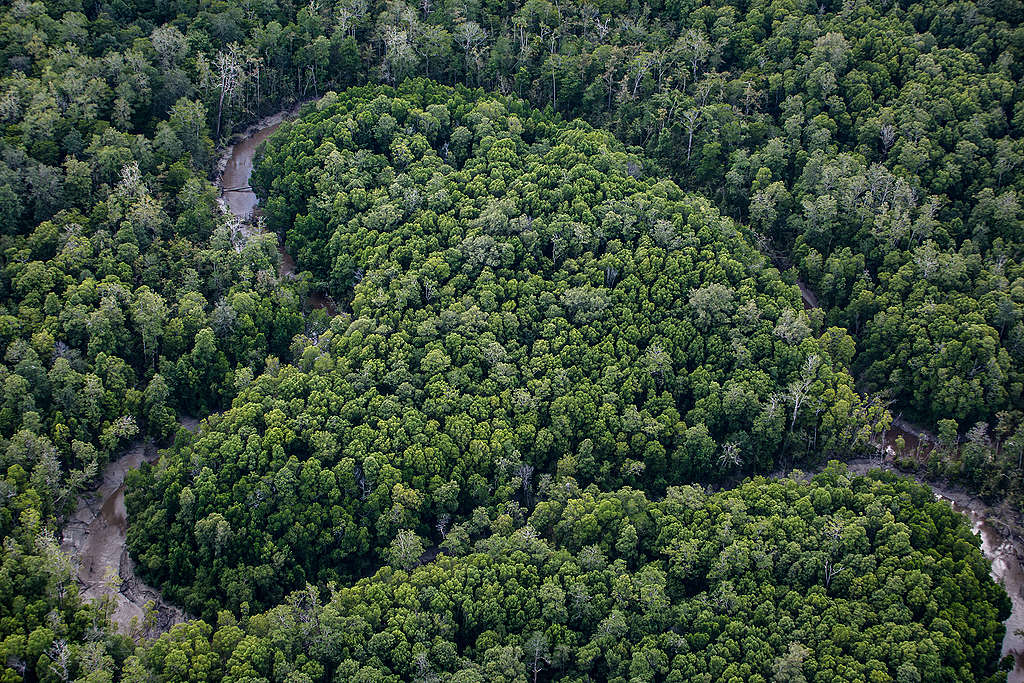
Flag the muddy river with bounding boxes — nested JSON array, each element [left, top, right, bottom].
[[61, 441, 186, 636], [217, 107, 337, 315], [219, 121, 283, 219]]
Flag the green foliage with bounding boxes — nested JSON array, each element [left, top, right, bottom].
[[129, 467, 1011, 682], [0, 510, 131, 681], [127, 84, 882, 619], [0, 0, 1020, 678]]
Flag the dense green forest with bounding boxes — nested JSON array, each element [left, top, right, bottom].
[[0, 0, 1020, 679], [126, 467, 1013, 682], [126, 81, 881, 619]]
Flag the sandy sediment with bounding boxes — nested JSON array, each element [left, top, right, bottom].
[[60, 441, 186, 636]]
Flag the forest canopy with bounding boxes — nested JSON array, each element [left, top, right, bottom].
[[129, 466, 1012, 683], [123, 81, 887, 620], [0, 0, 1020, 678]]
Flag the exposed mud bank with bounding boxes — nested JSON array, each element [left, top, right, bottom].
[[60, 441, 186, 636], [795, 279, 819, 309]]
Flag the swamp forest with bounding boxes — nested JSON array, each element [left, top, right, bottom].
[[0, 0, 1023, 680]]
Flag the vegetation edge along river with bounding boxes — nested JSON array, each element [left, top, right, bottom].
[[45, 92, 1023, 677], [238, 98, 1024, 680], [2, 0, 1019, 676]]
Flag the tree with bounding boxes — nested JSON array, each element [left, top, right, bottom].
[[524, 632, 550, 683], [387, 529, 424, 570], [772, 642, 810, 683], [213, 46, 246, 140]]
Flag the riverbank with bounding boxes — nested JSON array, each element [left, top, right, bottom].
[[214, 102, 338, 315], [213, 103, 309, 200], [776, 457, 1024, 679], [60, 441, 186, 637]]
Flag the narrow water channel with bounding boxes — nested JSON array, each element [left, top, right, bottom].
[[219, 122, 282, 219], [61, 441, 186, 635], [217, 108, 337, 315]]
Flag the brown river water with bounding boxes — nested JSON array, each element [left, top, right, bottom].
[[217, 108, 337, 315], [60, 441, 187, 635], [219, 121, 282, 220]]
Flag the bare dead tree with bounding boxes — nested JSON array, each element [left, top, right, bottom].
[[682, 28, 712, 80], [630, 51, 657, 97], [525, 631, 551, 683], [682, 108, 704, 162], [517, 462, 535, 505], [436, 513, 451, 538], [213, 46, 245, 141]]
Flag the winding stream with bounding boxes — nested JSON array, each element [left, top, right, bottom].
[[217, 107, 337, 315], [58, 109, 1024, 670], [219, 121, 283, 220], [58, 110, 340, 639], [61, 440, 187, 635]]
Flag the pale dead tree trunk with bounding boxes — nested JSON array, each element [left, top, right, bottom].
[[781, 354, 822, 460], [824, 558, 845, 586], [517, 462, 534, 505], [455, 21, 487, 86], [696, 77, 720, 107], [682, 108, 703, 162], [684, 28, 712, 80], [823, 517, 845, 586], [526, 632, 550, 683], [436, 513, 450, 538], [602, 59, 617, 112], [549, 34, 559, 111], [48, 640, 71, 683], [337, 0, 368, 38], [788, 355, 821, 427], [214, 47, 245, 141], [512, 17, 528, 56], [631, 52, 656, 97], [254, 62, 260, 111]]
